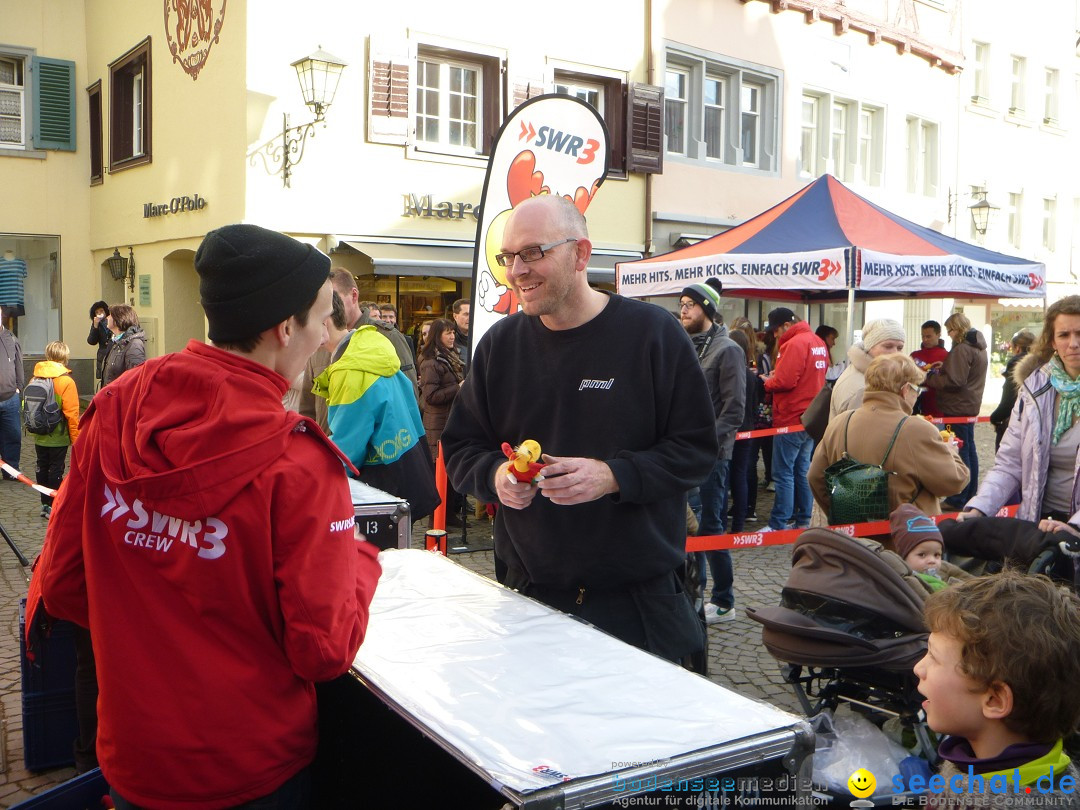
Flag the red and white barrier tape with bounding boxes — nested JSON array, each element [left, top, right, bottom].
[[0, 458, 57, 499], [736, 415, 991, 441], [688, 503, 1019, 552]]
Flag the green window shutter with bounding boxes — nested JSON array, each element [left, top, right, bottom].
[[32, 56, 76, 151]]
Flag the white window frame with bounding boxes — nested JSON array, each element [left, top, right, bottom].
[[1043, 198, 1056, 251], [404, 35, 504, 165], [131, 67, 144, 157], [663, 45, 781, 175], [906, 116, 938, 197], [740, 81, 763, 167], [1010, 55, 1026, 114], [703, 73, 725, 160], [414, 55, 481, 155], [664, 67, 689, 156], [802, 90, 883, 186], [1007, 192, 1023, 249], [799, 94, 819, 177], [554, 77, 604, 115], [971, 42, 990, 104], [1044, 68, 1060, 124], [0, 55, 25, 148], [830, 99, 850, 181], [856, 107, 876, 185]]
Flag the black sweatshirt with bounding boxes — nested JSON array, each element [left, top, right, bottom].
[[442, 294, 718, 590]]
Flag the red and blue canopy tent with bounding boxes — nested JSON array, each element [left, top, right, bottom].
[[616, 175, 1045, 328]]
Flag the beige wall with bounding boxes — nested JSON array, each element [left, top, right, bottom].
[[84, 0, 248, 350], [0, 1, 91, 358]]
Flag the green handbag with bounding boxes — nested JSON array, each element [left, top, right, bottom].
[[824, 412, 908, 524]]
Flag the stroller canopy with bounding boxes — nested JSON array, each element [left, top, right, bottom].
[[748, 529, 928, 670]]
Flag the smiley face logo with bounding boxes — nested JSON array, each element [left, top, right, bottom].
[[847, 768, 876, 798]]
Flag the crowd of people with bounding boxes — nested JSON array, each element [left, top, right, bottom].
[[10, 207, 1080, 807]]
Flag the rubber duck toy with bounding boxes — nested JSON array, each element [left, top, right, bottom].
[[939, 425, 963, 449], [501, 439, 546, 484]]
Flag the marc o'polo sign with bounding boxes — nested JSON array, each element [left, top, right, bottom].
[[143, 194, 208, 218]]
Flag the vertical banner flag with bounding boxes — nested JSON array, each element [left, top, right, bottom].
[[470, 94, 610, 352]]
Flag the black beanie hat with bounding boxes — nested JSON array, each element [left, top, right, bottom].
[[680, 277, 723, 321], [194, 224, 330, 343]]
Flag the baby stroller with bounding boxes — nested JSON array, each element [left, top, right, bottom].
[[746, 528, 938, 762]]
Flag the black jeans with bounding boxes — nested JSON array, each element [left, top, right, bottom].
[[730, 437, 756, 532], [35, 444, 67, 506], [522, 569, 705, 663], [73, 626, 98, 774]]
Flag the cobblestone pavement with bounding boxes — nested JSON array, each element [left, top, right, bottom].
[[2, 423, 999, 805]]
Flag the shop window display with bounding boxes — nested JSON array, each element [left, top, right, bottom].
[[0, 235, 60, 352]]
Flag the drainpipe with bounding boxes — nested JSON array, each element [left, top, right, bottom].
[[643, 0, 654, 259]]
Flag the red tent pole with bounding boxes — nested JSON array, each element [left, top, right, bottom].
[[432, 441, 447, 531]]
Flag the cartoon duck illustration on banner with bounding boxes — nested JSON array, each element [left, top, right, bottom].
[[470, 95, 610, 349]]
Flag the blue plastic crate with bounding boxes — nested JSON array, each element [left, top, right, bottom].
[[9, 768, 108, 809], [19, 598, 78, 696], [23, 689, 78, 772]]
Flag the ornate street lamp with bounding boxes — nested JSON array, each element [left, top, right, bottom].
[[968, 192, 998, 236], [107, 247, 136, 292], [292, 48, 346, 123], [948, 188, 1000, 238], [248, 47, 348, 188]]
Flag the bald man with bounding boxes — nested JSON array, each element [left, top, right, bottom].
[[442, 196, 717, 664]]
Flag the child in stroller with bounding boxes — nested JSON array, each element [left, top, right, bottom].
[[893, 504, 972, 593]]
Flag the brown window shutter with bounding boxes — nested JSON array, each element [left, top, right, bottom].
[[511, 78, 546, 113], [367, 36, 410, 145], [626, 82, 664, 175]]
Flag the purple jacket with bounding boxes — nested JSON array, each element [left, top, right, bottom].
[[967, 354, 1080, 523]]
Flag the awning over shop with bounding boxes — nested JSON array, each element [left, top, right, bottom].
[[341, 241, 474, 279], [339, 240, 640, 284], [996, 297, 1046, 309], [586, 251, 642, 282]]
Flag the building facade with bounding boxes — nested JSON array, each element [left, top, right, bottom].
[[3, 0, 1077, 393], [2, 0, 653, 380], [648, 0, 1079, 390]]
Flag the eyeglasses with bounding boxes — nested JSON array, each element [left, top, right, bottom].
[[678, 301, 697, 311], [494, 238, 578, 267]]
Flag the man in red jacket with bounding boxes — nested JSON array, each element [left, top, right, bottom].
[[761, 307, 828, 531], [35, 224, 382, 810], [910, 319, 949, 417]]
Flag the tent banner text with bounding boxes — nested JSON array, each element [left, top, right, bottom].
[[859, 250, 1045, 297], [616, 249, 848, 298]]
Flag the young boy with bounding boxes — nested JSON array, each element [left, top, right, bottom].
[[890, 504, 971, 592], [914, 570, 1080, 807], [27, 340, 80, 518]]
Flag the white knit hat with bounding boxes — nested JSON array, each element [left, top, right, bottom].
[[861, 318, 906, 351]]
